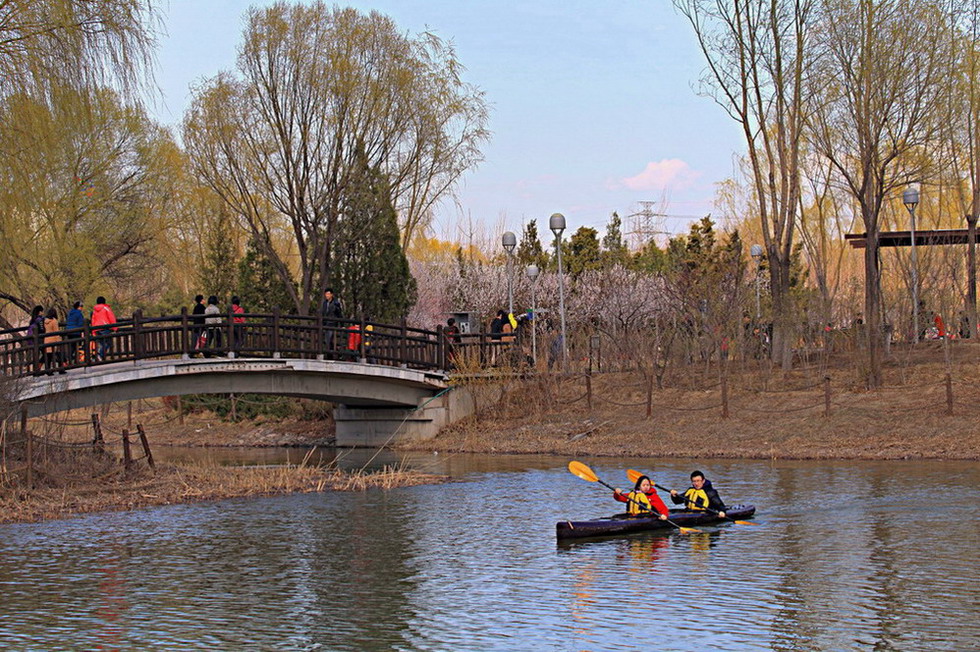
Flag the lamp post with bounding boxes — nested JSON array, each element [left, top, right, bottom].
[[750, 244, 763, 321], [903, 187, 920, 342], [502, 231, 517, 315], [549, 213, 568, 368], [526, 264, 539, 366]]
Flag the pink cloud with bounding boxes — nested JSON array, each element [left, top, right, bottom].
[[614, 159, 701, 192]]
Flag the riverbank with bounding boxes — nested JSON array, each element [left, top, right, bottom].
[[403, 355, 980, 460], [0, 460, 444, 524]]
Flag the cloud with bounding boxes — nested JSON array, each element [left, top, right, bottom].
[[613, 159, 701, 192]]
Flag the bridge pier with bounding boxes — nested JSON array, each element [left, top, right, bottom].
[[334, 386, 474, 448]]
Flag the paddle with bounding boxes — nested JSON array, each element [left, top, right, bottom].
[[626, 469, 757, 525], [567, 461, 701, 534]]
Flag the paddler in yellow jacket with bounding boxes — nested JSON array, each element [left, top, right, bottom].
[[614, 475, 668, 519], [670, 470, 727, 519]]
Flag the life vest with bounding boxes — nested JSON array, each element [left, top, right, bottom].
[[683, 487, 710, 511], [626, 490, 654, 515]]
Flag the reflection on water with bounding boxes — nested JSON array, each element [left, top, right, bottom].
[[0, 455, 976, 650]]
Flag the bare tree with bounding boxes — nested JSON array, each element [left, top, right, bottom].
[[808, 0, 952, 387], [675, 0, 815, 370], [183, 3, 488, 314]]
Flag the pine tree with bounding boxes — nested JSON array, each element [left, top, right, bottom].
[[199, 207, 238, 303], [237, 236, 296, 313], [565, 226, 603, 277], [516, 219, 548, 268], [601, 212, 629, 268], [332, 149, 417, 323]]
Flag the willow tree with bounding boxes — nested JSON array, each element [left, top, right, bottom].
[[808, 0, 952, 387], [183, 3, 488, 315], [0, 0, 157, 99], [675, 0, 815, 370], [0, 86, 178, 320]]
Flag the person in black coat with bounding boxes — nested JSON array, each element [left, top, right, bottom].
[[320, 288, 343, 353], [191, 294, 206, 355], [670, 470, 727, 518]]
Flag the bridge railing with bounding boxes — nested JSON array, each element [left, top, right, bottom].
[[0, 309, 453, 378]]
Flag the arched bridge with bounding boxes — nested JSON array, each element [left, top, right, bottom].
[[0, 311, 488, 445]]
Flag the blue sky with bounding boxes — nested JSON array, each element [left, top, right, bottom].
[[153, 1, 745, 241]]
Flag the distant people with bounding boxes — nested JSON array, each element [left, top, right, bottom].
[[445, 317, 462, 368], [934, 312, 946, 339], [231, 295, 245, 351], [204, 295, 222, 353], [90, 297, 117, 361], [614, 475, 668, 518], [26, 305, 44, 336], [959, 311, 972, 339], [670, 470, 727, 518], [66, 300, 86, 362], [42, 308, 66, 375], [489, 310, 505, 341], [192, 294, 207, 354], [320, 288, 343, 354]]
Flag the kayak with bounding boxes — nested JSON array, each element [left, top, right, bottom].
[[556, 504, 756, 540]]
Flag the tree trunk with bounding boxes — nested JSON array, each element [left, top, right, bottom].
[[864, 230, 883, 388], [968, 212, 978, 338], [769, 254, 794, 371]]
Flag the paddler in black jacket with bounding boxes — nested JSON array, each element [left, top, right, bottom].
[[670, 470, 727, 519]]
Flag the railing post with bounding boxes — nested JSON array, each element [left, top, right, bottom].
[[436, 325, 446, 371], [359, 315, 367, 363], [133, 310, 143, 360], [273, 308, 281, 358], [400, 318, 408, 367], [227, 306, 235, 358], [137, 424, 154, 469], [317, 312, 325, 360], [32, 329, 41, 376], [180, 307, 190, 359], [121, 429, 132, 472], [479, 331, 487, 367], [83, 322, 92, 366]]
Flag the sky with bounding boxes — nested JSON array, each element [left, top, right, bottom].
[[152, 1, 746, 243]]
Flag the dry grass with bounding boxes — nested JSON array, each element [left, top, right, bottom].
[[404, 343, 980, 461]]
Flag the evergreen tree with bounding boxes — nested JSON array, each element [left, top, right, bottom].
[[565, 226, 603, 277], [516, 219, 548, 268], [332, 149, 417, 323], [199, 207, 238, 303], [237, 236, 296, 313], [601, 212, 629, 268], [632, 239, 668, 274]]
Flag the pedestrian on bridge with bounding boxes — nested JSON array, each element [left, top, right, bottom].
[[43, 308, 67, 375], [204, 295, 222, 354], [321, 288, 343, 355], [90, 297, 117, 361], [192, 294, 206, 355]]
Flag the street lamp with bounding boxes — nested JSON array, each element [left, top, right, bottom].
[[549, 213, 568, 368], [750, 244, 763, 321], [903, 187, 920, 342], [526, 264, 539, 366], [502, 231, 517, 315]]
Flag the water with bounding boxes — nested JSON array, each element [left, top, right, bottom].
[[0, 454, 976, 650]]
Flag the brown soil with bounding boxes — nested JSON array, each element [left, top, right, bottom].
[[401, 346, 980, 460]]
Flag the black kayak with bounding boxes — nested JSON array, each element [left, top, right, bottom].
[[556, 505, 756, 540]]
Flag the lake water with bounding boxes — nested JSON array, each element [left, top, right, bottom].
[[0, 453, 977, 650]]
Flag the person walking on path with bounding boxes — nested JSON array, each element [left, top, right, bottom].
[[192, 294, 206, 355], [26, 305, 44, 336], [204, 295, 222, 354], [320, 288, 343, 355], [66, 300, 85, 362], [90, 297, 117, 361], [43, 308, 67, 375]]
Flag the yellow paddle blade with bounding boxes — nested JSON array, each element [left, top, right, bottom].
[[678, 527, 701, 534], [732, 520, 758, 525], [626, 469, 643, 484], [568, 460, 598, 483]]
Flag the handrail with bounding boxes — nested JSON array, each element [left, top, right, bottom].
[[0, 311, 518, 378]]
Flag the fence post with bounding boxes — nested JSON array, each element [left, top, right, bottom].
[[91, 413, 104, 451], [137, 424, 155, 469], [586, 370, 593, 411], [721, 374, 730, 419], [400, 318, 408, 367], [945, 373, 953, 415], [121, 429, 132, 472], [646, 375, 654, 419], [32, 329, 41, 376], [133, 309, 143, 359], [824, 375, 831, 417], [21, 407, 31, 489], [180, 306, 189, 359], [273, 308, 281, 358], [127, 401, 133, 430]]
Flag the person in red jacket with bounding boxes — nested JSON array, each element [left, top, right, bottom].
[[614, 474, 669, 517], [90, 296, 117, 361]]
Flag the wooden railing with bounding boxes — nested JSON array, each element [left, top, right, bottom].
[[0, 309, 463, 378]]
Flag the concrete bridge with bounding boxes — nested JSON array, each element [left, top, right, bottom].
[[1, 311, 489, 446]]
